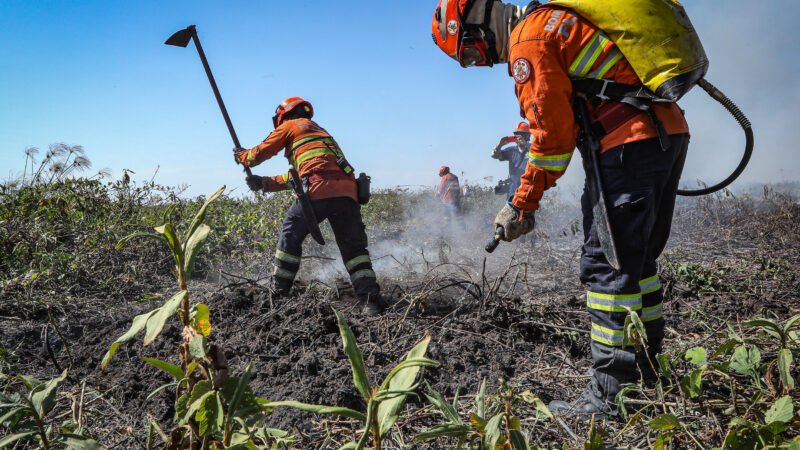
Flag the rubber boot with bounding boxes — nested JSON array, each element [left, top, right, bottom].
[[548, 376, 613, 419], [354, 279, 386, 316], [272, 276, 293, 297], [549, 343, 637, 419]]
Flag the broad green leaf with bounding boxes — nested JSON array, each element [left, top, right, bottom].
[[102, 309, 157, 368], [183, 224, 210, 277], [61, 433, 106, 449], [519, 391, 553, 420], [711, 338, 741, 359], [154, 223, 184, 271], [744, 319, 782, 336], [509, 429, 529, 450], [226, 363, 252, 422], [29, 369, 67, 417], [185, 186, 225, 249], [764, 395, 793, 424], [196, 392, 224, 437], [650, 413, 680, 431], [0, 406, 27, 425], [784, 315, 800, 334], [424, 385, 462, 424], [333, 309, 370, 401], [762, 420, 790, 437], [788, 437, 800, 450], [143, 290, 187, 346], [626, 309, 647, 345], [680, 368, 704, 399], [656, 353, 673, 379], [180, 380, 213, 426], [0, 431, 38, 447], [266, 400, 366, 422], [469, 412, 487, 434], [414, 423, 472, 441], [653, 434, 671, 450], [189, 335, 207, 359], [174, 391, 190, 421], [685, 347, 707, 366], [142, 357, 184, 380], [193, 303, 211, 337], [378, 336, 433, 438], [778, 348, 795, 391], [476, 379, 487, 420], [482, 413, 504, 450], [730, 345, 761, 375]]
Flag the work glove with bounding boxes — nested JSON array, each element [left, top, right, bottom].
[[262, 176, 284, 193], [245, 175, 263, 192], [493, 203, 534, 242], [233, 147, 248, 166]]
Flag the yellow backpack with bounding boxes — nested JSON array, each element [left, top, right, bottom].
[[547, 0, 708, 101]]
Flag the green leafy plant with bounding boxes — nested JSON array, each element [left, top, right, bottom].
[[415, 379, 546, 449], [101, 187, 287, 449], [743, 315, 800, 394], [722, 395, 799, 449], [0, 370, 103, 449], [269, 309, 438, 450]]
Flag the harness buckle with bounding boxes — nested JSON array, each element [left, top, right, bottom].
[[597, 79, 612, 101]]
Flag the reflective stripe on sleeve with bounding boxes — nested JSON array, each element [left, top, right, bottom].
[[350, 269, 376, 281], [273, 266, 296, 280], [528, 152, 574, 172], [569, 32, 611, 78], [275, 249, 301, 265], [345, 255, 372, 272], [642, 304, 663, 322], [591, 323, 625, 347], [639, 276, 662, 295], [587, 46, 623, 79], [587, 291, 642, 313]]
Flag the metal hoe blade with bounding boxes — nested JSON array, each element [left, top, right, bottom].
[[165, 26, 195, 48]]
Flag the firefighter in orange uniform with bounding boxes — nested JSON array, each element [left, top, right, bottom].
[[436, 166, 462, 218], [235, 97, 385, 315], [432, 0, 690, 417]]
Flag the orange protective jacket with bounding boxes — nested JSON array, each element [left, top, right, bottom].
[[438, 173, 461, 205], [508, 6, 690, 211], [238, 118, 358, 202]]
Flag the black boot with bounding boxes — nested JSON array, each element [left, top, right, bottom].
[[272, 277, 292, 297], [357, 291, 387, 316], [548, 377, 614, 419]]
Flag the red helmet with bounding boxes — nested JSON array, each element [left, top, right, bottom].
[[439, 166, 450, 176], [514, 121, 531, 135], [431, 0, 498, 68], [272, 96, 313, 128]]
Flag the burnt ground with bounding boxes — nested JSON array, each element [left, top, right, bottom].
[[1, 194, 799, 448]]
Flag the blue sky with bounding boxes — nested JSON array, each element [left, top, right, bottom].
[[1, 1, 798, 197]]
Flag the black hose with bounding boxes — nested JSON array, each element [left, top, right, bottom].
[[677, 78, 754, 196]]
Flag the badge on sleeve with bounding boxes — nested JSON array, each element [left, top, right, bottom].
[[512, 58, 532, 84]]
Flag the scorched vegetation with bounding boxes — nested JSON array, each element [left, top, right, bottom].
[[1, 156, 799, 449]]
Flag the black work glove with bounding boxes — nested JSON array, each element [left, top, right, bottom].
[[234, 147, 248, 166], [245, 175, 263, 192]]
